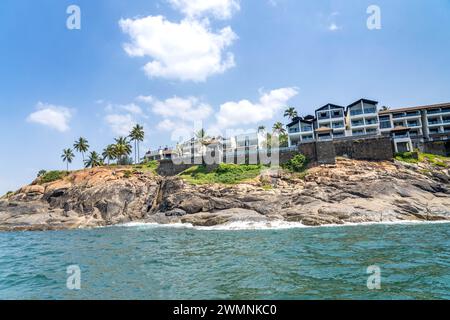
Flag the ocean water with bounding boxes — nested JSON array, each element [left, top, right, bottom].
[[0, 222, 449, 300]]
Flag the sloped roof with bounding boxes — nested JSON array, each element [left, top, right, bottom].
[[316, 103, 345, 112], [347, 99, 379, 109], [379, 102, 450, 115]]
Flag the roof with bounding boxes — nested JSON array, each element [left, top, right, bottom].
[[315, 127, 333, 133], [379, 102, 450, 115], [347, 99, 379, 110], [316, 103, 345, 112], [391, 126, 411, 132], [286, 117, 313, 127]]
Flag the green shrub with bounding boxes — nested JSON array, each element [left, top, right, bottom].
[[394, 152, 419, 164], [180, 164, 263, 185], [283, 154, 308, 172], [39, 171, 68, 184], [37, 170, 47, 178], [123, 170, 133, 179], [2, 191, 14, 198]]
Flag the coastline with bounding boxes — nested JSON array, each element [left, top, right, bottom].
[[1, 158, 449, 232]]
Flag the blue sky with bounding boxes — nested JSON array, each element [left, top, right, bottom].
[[1, 0, 450, 194]]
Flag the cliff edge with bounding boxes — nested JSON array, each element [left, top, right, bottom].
[[1, 158, 449, 231]]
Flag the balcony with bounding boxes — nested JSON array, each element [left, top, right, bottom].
[[428, 120, 442, 126], [351, 121, 365, 127], [332, 123, 345, 129], [364, 108, 377, 114], [302, 127, 313, 132], [407, 122, 420, 127], [288, 128, 299, 134], [365, 120, 379, 125], [350, 110, 363, 116], [393, 133, 410, 139], [442, 118, 450, 124], [427, 109, 442, 115]]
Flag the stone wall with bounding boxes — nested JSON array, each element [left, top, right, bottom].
[[315, 141, 336, 164], [333, 136, 393, 160], [422, 141, 450, 157], [157, 137, 395, 176]]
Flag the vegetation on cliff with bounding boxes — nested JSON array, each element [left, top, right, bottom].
[[395, 152, 449, 168], [179, 163, 263, 185]]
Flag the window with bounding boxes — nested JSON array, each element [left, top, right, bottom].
[[352, 130, 364, 136], [318, 112, 329, 119], [366, 128, 378, 134], [380, 121, 392, 129], [351, 120, 364, 127], [365, 118, 378, 125], [332, 110, 342, 118]]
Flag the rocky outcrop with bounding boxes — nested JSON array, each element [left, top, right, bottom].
[[1, 158, 449, 231]]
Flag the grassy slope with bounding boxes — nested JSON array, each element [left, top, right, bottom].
[[394, 152, 449, 168], [179, 164, 264, 185]]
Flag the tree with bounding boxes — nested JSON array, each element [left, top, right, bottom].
[[284, 107, 298, 120], [61, 148, 75, 171], [102, 144, 117, 165], [380, 106, 390, 111], [84, 151, 103, 168], [114, 137, 132, 164], [129, 124, 145, 164], [273, 122, 286, 135], [73, 137, 89, 161], [37, 170, 47, 178], [258, 126, 266, 132]]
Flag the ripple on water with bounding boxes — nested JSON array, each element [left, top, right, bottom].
[[0, 221, 449, 299]]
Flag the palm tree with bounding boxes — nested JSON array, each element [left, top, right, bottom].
[[61, 148, 75, 171], [114, 137, 132, 165], [273, 122, 286, 135], [102, 144, 116, 165], [380, 106, 390, 111], [73, 137, 89, 161], [284, 107, 298, 120], [129, 124, 145, 164], [84, 151, 103, 168]]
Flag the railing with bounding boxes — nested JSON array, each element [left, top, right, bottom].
[[350, 110, 363, 116], [428, 121, 442, 125], [407, 122, 420, 127], [351, 121, 364, 127], [364, 108, 377, 114], [289, 128, 299, 133], [427, 109, 442, 114]]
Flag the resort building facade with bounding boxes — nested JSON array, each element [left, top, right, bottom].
[[146, 100, 450, 161], [287, 99, 450, 153]]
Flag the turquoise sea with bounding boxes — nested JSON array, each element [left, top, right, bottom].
[[0, 222, 449, 300]]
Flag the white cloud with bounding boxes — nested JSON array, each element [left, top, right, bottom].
[[156, 119, 177, 131], [328, 23, 341, 32], [26, 102, 73, 132], [215, 87, 298, 129], [104, 114, 136, 136], [105, 103, 143, 115], [119, 16, 237, 82], [167, 0, 240, 20], [144, 96, 213, 122]]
